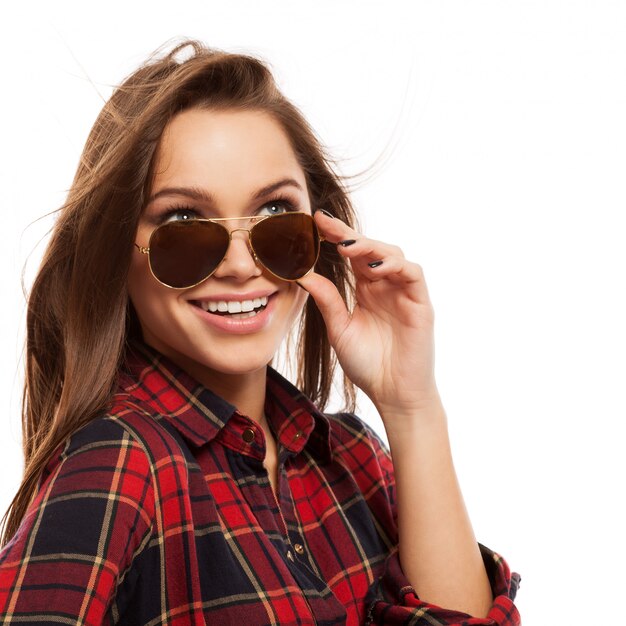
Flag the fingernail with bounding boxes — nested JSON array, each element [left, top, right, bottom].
[[338, 239, 356, 247], [368, 260, 383, 268], [316, 209, 334, 219]]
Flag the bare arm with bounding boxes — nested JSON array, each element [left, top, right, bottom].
[[382, 401, 492, 617], [300, 210, 497, 617]]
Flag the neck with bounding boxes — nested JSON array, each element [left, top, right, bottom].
[[199, 367, 268, 423]]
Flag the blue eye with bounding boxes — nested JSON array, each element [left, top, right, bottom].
[[161, 207, 199, 223], [258, 199, 294, 217]]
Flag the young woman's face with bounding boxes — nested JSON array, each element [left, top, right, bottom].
[[127, 109, 310, 379]]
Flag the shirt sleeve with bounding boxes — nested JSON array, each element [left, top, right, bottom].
[[358, 418, 521, 626], [0, 417, 155, 625]]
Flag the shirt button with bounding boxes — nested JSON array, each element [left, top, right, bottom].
[[286, 549, 295, 562], [294, 543, 305, 555], [242, 428, 256, 443], [294, 431, 303, 440]]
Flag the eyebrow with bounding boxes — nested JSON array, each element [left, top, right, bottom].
[[147, 178, 304, 205]]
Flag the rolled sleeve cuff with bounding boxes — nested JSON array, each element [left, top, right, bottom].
[[365, 544, 521, 625]]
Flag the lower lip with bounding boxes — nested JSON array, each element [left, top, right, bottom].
[[190, 295, 276, 334]]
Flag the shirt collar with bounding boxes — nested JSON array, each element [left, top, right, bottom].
[[118, 341, 332, 463], [264, 367, 332, 463]]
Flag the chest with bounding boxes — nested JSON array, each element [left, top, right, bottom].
[[119, 440, 396, 626]]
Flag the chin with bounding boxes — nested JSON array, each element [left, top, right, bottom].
[[166, 340, 278, 379], [138, 315, 294, 381]]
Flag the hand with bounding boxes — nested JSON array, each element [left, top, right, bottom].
[[297, 211, 442, 426]]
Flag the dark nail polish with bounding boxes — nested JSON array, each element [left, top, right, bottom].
[[368, 260, 383, 268], [316, 209, 335, 219], [338, 239, 356, 247]]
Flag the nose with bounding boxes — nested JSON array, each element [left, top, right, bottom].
[[212, 228, 263, 281]]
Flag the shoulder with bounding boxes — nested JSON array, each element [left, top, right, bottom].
[[322, 412, 396, 513], [45, 395, 192, 489], [324, 411, 393, 478], [324, 411, 389, 454]]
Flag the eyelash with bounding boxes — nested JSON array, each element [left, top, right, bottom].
[[157, 204, 199, 223], [156, 195, 300, 224]]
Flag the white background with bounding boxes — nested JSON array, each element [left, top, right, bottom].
[[1, 2, 625, 624]]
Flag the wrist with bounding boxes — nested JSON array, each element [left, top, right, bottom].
[[377, 395, 448, 441]]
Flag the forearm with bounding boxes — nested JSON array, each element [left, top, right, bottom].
[[382, 401, 493, 618]]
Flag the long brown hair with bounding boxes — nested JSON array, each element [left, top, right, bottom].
[[1, 39, 357, 547]]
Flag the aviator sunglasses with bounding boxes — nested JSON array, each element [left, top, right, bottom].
[[134, 212, 323, 289]]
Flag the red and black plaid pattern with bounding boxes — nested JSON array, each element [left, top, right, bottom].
[[0, 342, 520, 625]]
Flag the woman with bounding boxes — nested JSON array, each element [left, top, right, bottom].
[[0, 40, 520, 625]]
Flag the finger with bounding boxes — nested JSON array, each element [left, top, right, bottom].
[[355, 257, 431, 305], [315, 211, 405, 265], [361, 258, 432, 303], [332, 233, 412, 283], [314, 209, 362, 244], [336, 239, 406, 281], [336, 237, 405, 267], [334, 229, 404, 257], [296, 271, 351, 343], [314, 209, 429, 300]]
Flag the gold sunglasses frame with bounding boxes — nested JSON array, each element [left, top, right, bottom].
[[134, 212, 325, 289]]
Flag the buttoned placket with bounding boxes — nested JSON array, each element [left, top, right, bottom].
[[237, 418, 309, 564], [234, 417, 322, 623]]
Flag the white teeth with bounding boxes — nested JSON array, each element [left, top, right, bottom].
[[199, 295, 270, 314]]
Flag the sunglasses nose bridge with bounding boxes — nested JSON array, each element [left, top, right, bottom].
[[229, 226, 252, 238], [225, 227, 259, 263]]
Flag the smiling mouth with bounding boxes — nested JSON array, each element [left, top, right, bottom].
[[191, 295, 270, 319]]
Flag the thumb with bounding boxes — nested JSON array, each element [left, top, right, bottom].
[[297, 271, 351, 343]]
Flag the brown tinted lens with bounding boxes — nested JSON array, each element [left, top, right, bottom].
[[149, 220, 230, 288], [251, 213, 319, 280]]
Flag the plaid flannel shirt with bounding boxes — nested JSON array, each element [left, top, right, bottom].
[[0, 342, 520, 625]]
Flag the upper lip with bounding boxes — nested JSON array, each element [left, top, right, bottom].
[[188, 289, 277, 303]]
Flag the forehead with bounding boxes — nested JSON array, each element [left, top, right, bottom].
[[151, 109, 306, 193]]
